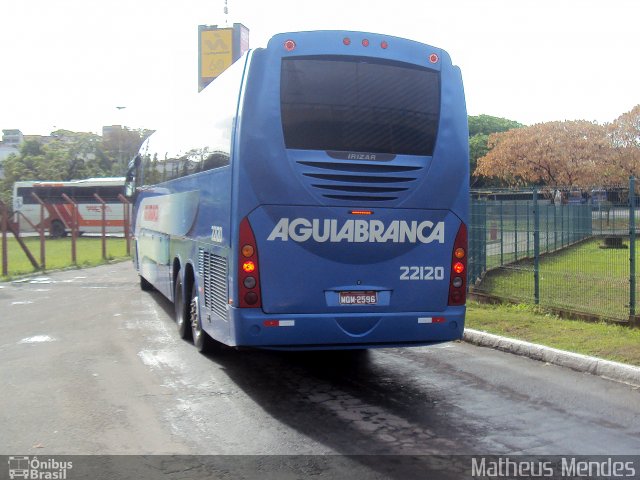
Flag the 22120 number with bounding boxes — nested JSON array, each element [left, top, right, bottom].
[[399, 266, 445, 281]]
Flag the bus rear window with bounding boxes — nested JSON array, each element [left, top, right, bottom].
[[280, 56, 440, 156]]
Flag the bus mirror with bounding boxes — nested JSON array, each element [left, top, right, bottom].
[[125, 181, 136, 197], [126, 155, 141, 179], [125, 154, 141, 197]]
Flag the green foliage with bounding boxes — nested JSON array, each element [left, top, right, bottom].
[[468, 114, 523, 137], [469, 134, 489, 176]]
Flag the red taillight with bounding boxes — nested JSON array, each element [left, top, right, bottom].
[[284, 39, 296, 52], [238, 217, 262, 308], [448, 223, 467, 306], [242, 261, 255, 273]]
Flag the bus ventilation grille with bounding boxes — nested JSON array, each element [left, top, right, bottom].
[[198, 249, 228, 320], [297, 160, 423, 203]]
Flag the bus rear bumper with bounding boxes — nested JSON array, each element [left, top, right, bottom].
[[228, 307, 466, 350]]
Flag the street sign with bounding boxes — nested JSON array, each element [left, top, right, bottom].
[[200, 28, 233, 79], [198, 23, 249, 91]]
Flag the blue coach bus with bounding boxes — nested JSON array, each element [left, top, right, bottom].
[[126, 30, 469, 352]]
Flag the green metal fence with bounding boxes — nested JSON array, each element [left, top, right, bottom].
[[469, 179, 640, 326]]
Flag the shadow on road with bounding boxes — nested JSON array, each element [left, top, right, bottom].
[[148, 290, 474, 478]]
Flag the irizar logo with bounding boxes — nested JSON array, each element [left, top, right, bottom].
[[267, 218, 445, 244], [347, 153, 377, 160]]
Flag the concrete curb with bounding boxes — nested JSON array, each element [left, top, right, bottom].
[[464, 328, 640, 388]]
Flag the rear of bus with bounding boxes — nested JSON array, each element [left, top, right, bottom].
[[230, 31, 468, 349]]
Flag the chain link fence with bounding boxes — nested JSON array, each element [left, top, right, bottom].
[[469, 179, 640, 326]]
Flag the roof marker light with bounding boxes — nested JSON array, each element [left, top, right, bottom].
[[381, 40, 389, 49], [284, 39, 296, 52], [362, 39, 370, 47], [429, 53, 439, 64], [343, 37, 351, 46]]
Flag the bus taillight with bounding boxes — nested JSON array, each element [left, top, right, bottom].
[[448, 223, 467, 306], [238, 217, 262, 308]]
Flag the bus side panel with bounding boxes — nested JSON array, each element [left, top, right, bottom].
[[135, 190, 200, 298], [133, 167, 233, 309]]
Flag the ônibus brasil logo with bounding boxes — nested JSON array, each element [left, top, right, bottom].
[[267, 218, 445, 244], [8, 456, 73, 479]]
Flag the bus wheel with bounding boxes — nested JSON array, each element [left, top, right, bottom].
[[174, 275, 192, 340], [190, 288, 213, 353], [50, 220, 66, 238]]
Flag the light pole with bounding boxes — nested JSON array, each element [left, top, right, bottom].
[[116, 107, 127, 173]]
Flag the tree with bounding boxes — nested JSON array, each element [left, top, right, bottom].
[[46, 130, 107, 179], [468, 114, 523, 137], [474, 120, 610, 187], [606, 105, 640, 183], [101, 127, 154, 175], [468, 115, 523, 186]]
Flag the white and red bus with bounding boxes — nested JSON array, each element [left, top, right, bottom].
[[12, 177, 126, 237]]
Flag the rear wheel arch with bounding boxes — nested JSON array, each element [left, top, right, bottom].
[[183, 262, 196, 304], [172, 257, 182, 301], [175, 259, 198, 341]]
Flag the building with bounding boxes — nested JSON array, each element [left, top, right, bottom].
[[0, 129, 24, 179]]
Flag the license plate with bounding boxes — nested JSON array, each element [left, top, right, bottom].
[[339, 291, 378, 305]]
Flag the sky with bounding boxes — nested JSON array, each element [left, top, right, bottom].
[[1, 0, 638, 136]]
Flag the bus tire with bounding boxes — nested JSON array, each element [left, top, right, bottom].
[[139, 275, 154, 291], [190, 287, 213, 353], [50, 220, 66, 238], [174, 275, 192, 340]]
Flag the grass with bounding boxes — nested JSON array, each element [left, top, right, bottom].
[[0, 236, 130, 280], [476, 237, 635, 321], [466, 301, 640, 367]]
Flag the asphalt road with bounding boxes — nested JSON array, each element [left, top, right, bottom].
[[1, 262, 639, 472]]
